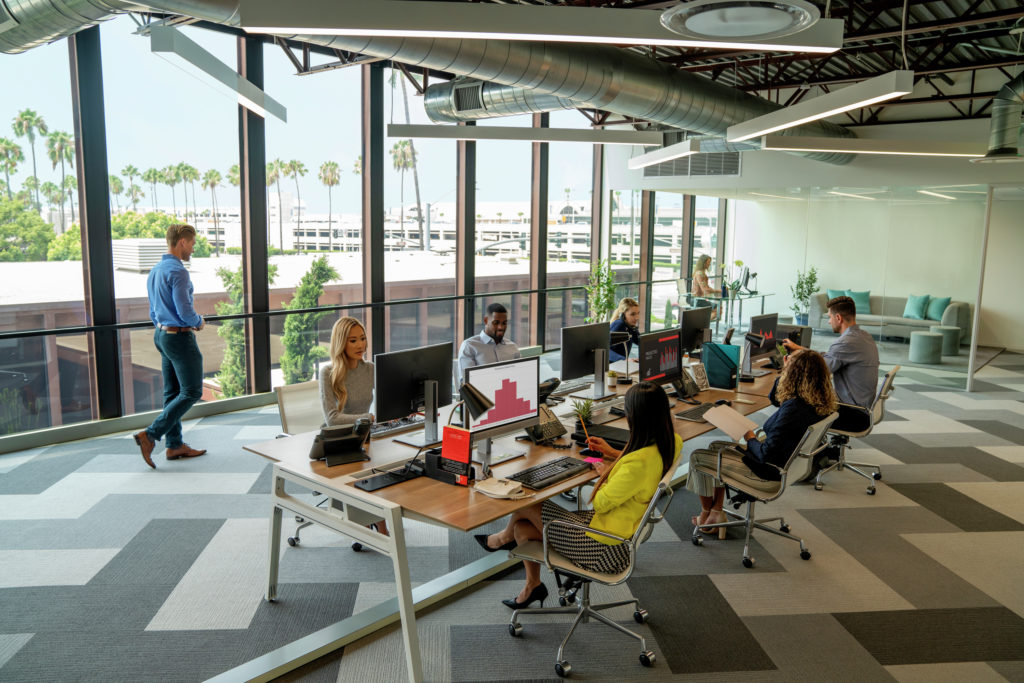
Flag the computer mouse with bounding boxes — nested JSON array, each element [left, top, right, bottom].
[[715, 399, 732, 407]]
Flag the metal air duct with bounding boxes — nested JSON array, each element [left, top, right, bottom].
[[972, 70, 1024, 164]]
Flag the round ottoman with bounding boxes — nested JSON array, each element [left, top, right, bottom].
[[909, 331, 943, 364], [929, 325, 960, 356]]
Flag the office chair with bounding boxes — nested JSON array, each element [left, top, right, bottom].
[[506, 455, 680, 678], [692, 412, 838, 568], [815, 366, 900, 495]]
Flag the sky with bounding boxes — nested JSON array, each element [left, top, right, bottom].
[[0, 15, 598, 215]]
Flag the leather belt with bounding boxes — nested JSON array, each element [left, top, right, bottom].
[[158, 325, 189, 333]]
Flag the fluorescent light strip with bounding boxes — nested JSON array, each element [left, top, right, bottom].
[[828, 191, 876, 200], [627, 139, 700, 170], [917, 190, 957, 200], [728, 71, 913, 142], [760, 135, 985, 158], [388, 123, 662, 146], [239, 0, 843, 52], [748, 192, 804, 201]]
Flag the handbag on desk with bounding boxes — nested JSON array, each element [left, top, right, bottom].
[[308, 420, 371, 465], [474, 477, 533, 500]]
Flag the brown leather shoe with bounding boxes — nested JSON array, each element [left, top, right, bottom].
[[134, 430, 156, 469], [166, 444, 207, 460]]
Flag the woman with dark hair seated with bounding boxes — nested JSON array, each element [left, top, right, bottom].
[[475, 381, 682, 609], [687, 349, 838, 536], [608, 297, 640, 362]]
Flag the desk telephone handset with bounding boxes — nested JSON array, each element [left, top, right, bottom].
[[671, 372, 702, 403], [525, 404, 569, 444]]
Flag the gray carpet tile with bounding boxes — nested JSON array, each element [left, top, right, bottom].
[[273, 649, 344, 683], [988, 660, 1024, 681], [276, 544, 451, 584], [887, 484, 1024, 532], [861, 435, 1024, 481], [833, 606, 1024, 666], [0, 585, 174, 633], [627, 575, 775, 674], [800, 507, 1000, 611], [247, 462, 273, 494], [960, 421, 1024, 445], [88, 518, 225, 586], [196, 412, 283, 426], [0, 634, 33, 669], [0, 445, 99, 494]]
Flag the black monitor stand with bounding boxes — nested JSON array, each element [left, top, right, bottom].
[[394, 379, 442, 448]]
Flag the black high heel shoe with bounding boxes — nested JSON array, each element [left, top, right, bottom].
[[502, 583, 548, 609], [474, 534, 516, 553]]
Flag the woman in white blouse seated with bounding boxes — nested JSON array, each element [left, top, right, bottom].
[[320, 316, 375, 426]]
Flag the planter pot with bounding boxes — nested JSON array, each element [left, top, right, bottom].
[[796, 313, 809, 326]]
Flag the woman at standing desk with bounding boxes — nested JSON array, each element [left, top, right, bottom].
[[608, 297, 640, 362], [319, 316, 388, 537], [691, 254, 719, 321], [686, 350, 837, 536], [475, 382, 682, 609]]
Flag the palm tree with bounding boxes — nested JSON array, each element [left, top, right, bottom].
[[285, 160, 307, 252], [40, 181, 60, 217], [121, 164, 140, 212], [142, 167, 160, 211], [319, 161, 340, 252], [389, 140, 416, 245], [267, 158, 285, 251], [127, 184, 144, 212], [353, 155, 361, 177], [202, 169, 222, 256], [227, 163, 240, 187], [12, 109, 47, 210], [63, 174, 78, 225], [0, 137, 23, 200], [46, 130, 74, 230], [108, 174, 123, 214], [162, 164, 180, 217], [178, 162, 199, 221], [22, 176, 39, 205]]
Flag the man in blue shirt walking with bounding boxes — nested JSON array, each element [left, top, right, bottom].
[[134, 224, 207, 468]]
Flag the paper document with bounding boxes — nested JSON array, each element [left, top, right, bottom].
[[609, 359, 636, 376], [704, 405, 758, 442]]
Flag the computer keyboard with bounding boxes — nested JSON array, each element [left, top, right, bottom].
[[550, 378, 593, 397], [506, 456, 592, 490], [370, 414, 425, 439], [675, 402, 715, 422]]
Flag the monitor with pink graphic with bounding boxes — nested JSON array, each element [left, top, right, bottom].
[[464, 356, 540, 439]]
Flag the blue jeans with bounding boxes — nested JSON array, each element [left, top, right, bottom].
[[147, 329, 204, 449]]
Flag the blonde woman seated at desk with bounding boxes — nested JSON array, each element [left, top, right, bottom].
[[686, 349, 837, 537], [475, 381, 682, 609], [319, 316, 388, 537]]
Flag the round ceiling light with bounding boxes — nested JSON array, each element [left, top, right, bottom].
[[661, 1, 821, 42]]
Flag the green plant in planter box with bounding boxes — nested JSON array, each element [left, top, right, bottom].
[[585, 259, 616, 323], [571, 397, 594, 425], [789, 266, 819, 321]]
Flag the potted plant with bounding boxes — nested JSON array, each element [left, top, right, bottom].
[[719, 259, 745, 299], [585, 259, 616, 323], [571, 397, 594, 431], [789, 266, 819, 326], [606, 369, 618, 388]]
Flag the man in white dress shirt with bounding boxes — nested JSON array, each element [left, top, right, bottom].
[[457, 303, 521, 380]]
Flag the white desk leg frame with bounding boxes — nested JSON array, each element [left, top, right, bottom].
[[262, 465, 423, 683]]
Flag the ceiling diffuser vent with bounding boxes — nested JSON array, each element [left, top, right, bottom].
[[453, 83, 485, 113]]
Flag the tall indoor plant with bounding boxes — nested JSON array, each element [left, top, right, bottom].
[[585, 259, 616, 323], [790, 266, 819, 326]]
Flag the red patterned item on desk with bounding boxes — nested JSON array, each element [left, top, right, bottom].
[[441, 425, 472, 486]]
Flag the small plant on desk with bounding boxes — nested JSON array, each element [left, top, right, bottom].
[[571, 397, 594, 426]]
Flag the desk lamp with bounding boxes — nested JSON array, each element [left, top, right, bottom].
[[609, 330, 633, 382], [739, 332, 767, 382]]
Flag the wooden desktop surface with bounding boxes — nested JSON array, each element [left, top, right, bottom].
[[245, 383, 771, 533], [733, 367, 779, 397]]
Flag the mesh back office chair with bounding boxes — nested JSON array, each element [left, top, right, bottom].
[[693, 412, 838, 568], [506, 454, 681, 678], [816, 366, 900, 495]]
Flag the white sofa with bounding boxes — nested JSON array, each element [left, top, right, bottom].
[[809, 293, 973, 343]]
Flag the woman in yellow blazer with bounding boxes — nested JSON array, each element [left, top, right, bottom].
[[476, 381, 681, 609]]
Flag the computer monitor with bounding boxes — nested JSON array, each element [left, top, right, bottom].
[[560, 321, 614, 399], [680, 306, 713, 353], [464, 356, 540, 475], [740, 266, 751, 291], [748, 313, 778, 359], [637, 329, 682, 384], [374, 341, 454, 447]]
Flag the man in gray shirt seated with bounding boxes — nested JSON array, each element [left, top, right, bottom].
[[458, 303, 521, 380], [784, 295, 879, 471]]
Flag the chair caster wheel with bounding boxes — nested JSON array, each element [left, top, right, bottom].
[[692, 536, 703, 546], [287, 537, 298, 547], [558, 596, 569, 607], [351, 542, 363, 552], [555, 660, 572, 677], [780, 524, 790, 533], [639, 651, 655, 667], [800, 550, 812, 560], [742, 557, 754, 568], [633, 609, 648, 624], [814, 483, 823, 491], [866, 486, 876, 495], [509, 623, 522, 637], [873, 472, 882, 480]]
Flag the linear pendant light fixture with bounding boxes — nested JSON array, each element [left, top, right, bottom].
[[760, 135, 986, 158], [627, 139, 701, 170], [238, 0, 843, 52], [727, 70, 914, 142]]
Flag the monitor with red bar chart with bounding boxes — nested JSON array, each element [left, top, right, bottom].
[[749, 313, 778, 360], [638, 329, 682, 384], [463, 356, 540, 438]]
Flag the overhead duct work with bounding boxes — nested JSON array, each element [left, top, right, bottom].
[[0, 0, 854, 163], [972, 70, 1024, 164]]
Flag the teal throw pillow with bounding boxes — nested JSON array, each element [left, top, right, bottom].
[[846, 290, 872, 315], [903, 294, 930, 320], [926, 296, 951, 321], [826, 288, 846, 302]]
